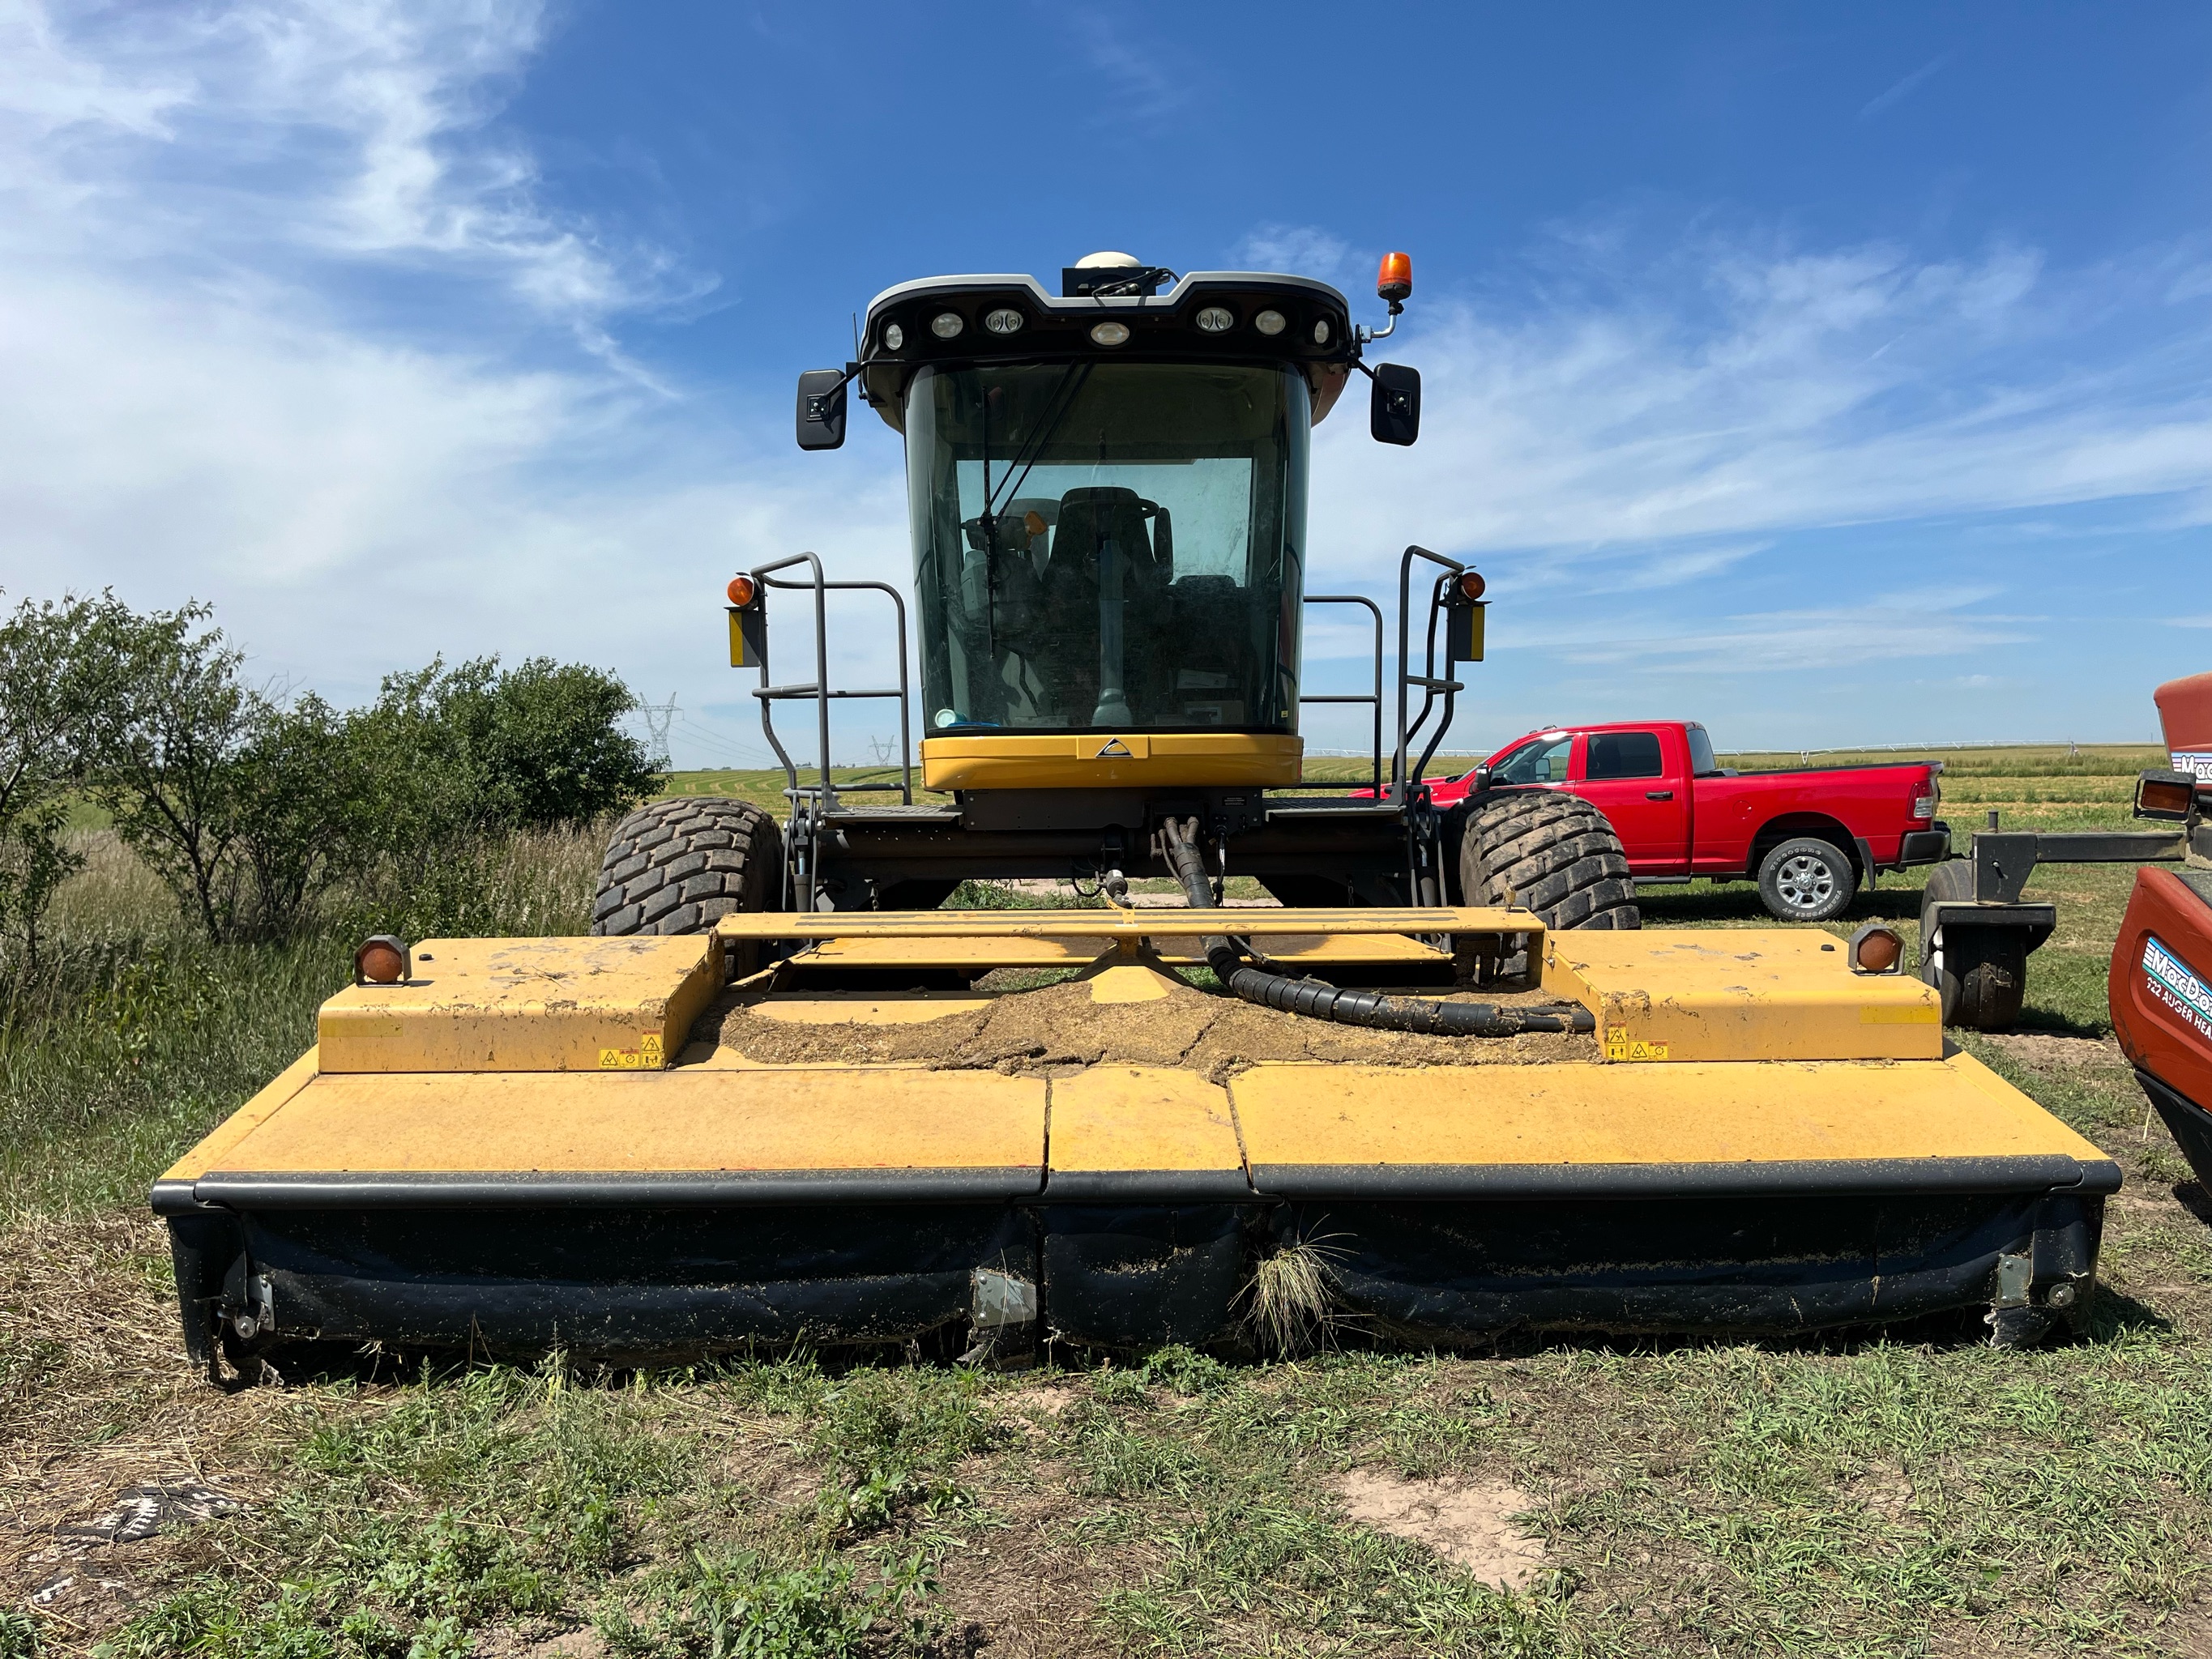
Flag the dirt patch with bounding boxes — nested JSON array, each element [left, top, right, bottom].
[[1843, 1458, 1918, 1525], [1010, 1385, 1081, 1417], [927, 1486, 1128, 1659], [712, 976, 1594, 1081], [1979, 1032, 2129, 1069], [472, 1628, 606, 1658], [1332, 1469, 1549, 1589]]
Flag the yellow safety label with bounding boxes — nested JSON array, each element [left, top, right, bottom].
[[1603, 1029, 1670, 1062], [598, 1033, 666, 1070], [1860, 1004, 1939, 1025]]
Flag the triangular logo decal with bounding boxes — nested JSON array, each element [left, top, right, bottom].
[[1095, 738, 1133, 758]]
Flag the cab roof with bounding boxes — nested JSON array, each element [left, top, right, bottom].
[[856, 271, 1361, 432]]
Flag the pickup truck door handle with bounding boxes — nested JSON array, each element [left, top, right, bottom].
[[1646, 790, 1674, 801]]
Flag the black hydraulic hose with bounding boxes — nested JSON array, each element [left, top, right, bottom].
[[1157, 818, 1595, 1038]]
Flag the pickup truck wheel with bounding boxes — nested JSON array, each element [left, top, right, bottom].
[[1917, 860, 2027, 1030], [1456, 791, 1638, 976], [1756, 837, 1857, 923]]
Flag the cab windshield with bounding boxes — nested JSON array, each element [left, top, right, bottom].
[[906, 361, 1309, 734]]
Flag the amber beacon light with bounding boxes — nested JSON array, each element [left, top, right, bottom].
[[726, 574, 758, 608], [1377, 251, 1413, 304]]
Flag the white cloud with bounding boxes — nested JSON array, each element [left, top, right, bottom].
[[0, 0, 704, 354], [0, 0, 895, 769], [1069, 16, 1185, 124], [1232, 224, 1357, 285], [1860, 55, 1950, 122], [1307, 236, 2212, 587]]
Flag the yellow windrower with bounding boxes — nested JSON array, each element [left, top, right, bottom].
[[151, 252, 2116, 1373]]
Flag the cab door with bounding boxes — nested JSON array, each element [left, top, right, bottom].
[[1574, 728, 1691, 872]]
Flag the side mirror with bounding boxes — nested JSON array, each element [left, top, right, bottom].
[[795, 369, 847, 451], [1370, 363, 1420, 446], [1471, 765, 1492, 795]]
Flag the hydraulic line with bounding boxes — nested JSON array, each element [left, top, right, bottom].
[[1159, 817, 1595, 1038]]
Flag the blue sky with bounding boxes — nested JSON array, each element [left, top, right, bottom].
[[3, 2, 2209, 766]]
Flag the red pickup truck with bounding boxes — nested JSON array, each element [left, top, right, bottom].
[[1429, 721, 1950, 922]]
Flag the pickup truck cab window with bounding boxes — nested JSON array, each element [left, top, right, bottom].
[[1586, 731, 1665, 781], [1492, 734, 1572, 785], [1687, 723, 1720, 778]]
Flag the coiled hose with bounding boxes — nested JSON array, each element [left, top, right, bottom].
[[1159, 818, 1595, 1038]]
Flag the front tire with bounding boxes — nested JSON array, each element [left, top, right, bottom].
[[1456, 791, 1638, 975], [1756, 836, 1857, 923], [592, 797, 783, 953]]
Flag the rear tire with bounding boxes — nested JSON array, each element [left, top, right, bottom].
[[593, 798, 784, 970], [1918, 859, 2027, 1031], [1456, 791, 1638, 976], [1756, 836, 1857, 923]]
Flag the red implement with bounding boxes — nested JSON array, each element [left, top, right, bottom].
[[2111, 865, 2212, 1188], [2155, 672, 2212, 787]]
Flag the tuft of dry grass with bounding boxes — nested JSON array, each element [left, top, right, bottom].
[[1240, 1231, 1350, 1358]]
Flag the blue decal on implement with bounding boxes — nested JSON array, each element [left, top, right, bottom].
[[2145, 935, 2212, 1044]]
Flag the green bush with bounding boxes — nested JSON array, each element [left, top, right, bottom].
[[0, 1607, 41, 1658], [0, 590, 660, 949]]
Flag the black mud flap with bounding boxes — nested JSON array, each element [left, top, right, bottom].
[[1040, 1203, 1258, 1353], [165, 1208, 245, 1371], [228, 1205, 1034, 1359], [2137, 1068, 2212, 1196], [1280, 1188, 2105, 1341]]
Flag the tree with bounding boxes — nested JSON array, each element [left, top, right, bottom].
[[348, 654, 660, 840], [83, 603, 262, 941], [0, 593, 142, 970], [230, 694, 362, 939], [62, 599, 660, 946]]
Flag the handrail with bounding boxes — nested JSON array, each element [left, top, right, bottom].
[[1300, 594, 1385, 798], [746, 555, 914, 811], [744, 554, 914, 909], [1391, 545, 1466, 808]]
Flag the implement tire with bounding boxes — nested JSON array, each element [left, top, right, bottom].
[[1918, 859, 2028, 1031], [592, 799, 784, 968], [1456, 790, 1638, 975]]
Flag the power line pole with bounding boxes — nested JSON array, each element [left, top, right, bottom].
[[639, 694, 678, 770]]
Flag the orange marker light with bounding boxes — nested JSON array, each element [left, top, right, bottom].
[[726, 574, 758, 608], [1377, 251, 1412, 304], [354, 935, 409, 985], [1847, 923, 1905, 975], [1458, 570, 1486, 600]]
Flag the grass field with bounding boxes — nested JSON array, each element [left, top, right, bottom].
[[3, 748, 2208, 1657]]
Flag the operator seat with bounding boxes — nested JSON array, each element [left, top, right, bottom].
[[1035, 487, 1172, 721]]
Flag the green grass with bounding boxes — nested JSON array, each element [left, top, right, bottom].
[[5, 751, 2212, 1656], [0, 826, 601, 1221]]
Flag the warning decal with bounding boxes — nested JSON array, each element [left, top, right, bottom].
[[2143, 936, 2212, 1046]]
